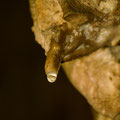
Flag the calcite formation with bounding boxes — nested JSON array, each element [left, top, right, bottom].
[[29, 0, 120, 119], [63, 47, 120, 120]]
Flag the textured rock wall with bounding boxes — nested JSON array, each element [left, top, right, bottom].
[[29, 0, 120, 119]]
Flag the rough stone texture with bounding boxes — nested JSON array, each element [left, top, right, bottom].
[[29, 0, 65, 53], [63, 47, 120, 119], [29, 0, 120, 119]]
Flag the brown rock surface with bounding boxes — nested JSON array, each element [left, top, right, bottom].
[[29, 0, 120, 119], [63, 47, 120, 119]]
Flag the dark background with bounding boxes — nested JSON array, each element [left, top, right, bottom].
[[0, 0, 93, 120]]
